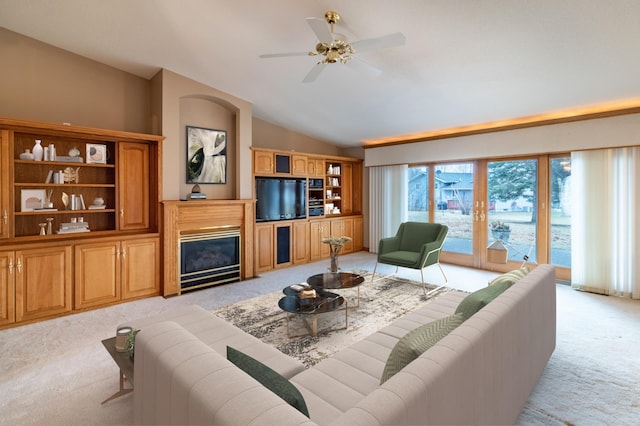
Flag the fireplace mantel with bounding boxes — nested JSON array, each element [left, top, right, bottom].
[[162, 199, 255, 296]]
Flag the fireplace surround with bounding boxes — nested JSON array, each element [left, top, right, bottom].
[[162, 200, 255, 296]]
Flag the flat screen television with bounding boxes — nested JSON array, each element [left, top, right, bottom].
[[255, 177, 307, 222]]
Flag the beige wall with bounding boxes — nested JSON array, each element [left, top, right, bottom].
[[0, 28, 150, 133], [252, 118, 343, 156]]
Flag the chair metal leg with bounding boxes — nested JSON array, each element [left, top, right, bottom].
[[420, 269, 426, 296], [437, 262, 448, 283], [372, 262, 378, 282]]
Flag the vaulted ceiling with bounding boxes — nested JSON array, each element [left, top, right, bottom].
[[2, 0, 640, 147]]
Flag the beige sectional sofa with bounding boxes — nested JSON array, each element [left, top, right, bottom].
[[126, 264, 556, 425]]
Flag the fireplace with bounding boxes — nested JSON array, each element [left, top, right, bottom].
[[179, 228, 241, 292]]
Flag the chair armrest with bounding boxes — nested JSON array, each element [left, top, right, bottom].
[[418, 241, 443, 267], [378, 236, 401, 254]]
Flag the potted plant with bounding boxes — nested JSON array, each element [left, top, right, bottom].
[[489, 220, 511, 242], [322, 236, 352, 272]]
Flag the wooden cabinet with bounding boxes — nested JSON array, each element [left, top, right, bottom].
[[75, 236, 158, 309], [15, 245, 72, 323], [255, 223, 274, 273], [0, 117, 162, 328], [310, 219, 331, 260], [353, 216, 363, 251], [253, 150, 274, 175], [0, 251, 15, 325], [331, 217, 354, 253], [118, 142, 152, 231], [292, 220, 309, 264], [121, 237, 160, 299], [0, 131, 9, 240], [252, 147, 364, 273], [291, 154, 307, 175], [255, 221, 298, 272], [75, 240, 120, 309]]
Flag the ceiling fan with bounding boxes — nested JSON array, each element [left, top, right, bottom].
[[259, 10, 406, 83]]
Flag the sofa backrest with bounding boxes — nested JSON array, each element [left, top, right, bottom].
[[398, 222, 446, 252]]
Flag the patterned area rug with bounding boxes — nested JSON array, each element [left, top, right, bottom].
[[213, 271, 456, 367]]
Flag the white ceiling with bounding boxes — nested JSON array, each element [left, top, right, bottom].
[[2, 0, 640, 148]]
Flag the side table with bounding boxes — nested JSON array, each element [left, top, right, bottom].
[[101, 336, 134, 404]]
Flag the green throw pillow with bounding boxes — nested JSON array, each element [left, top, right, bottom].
[[381, 313, 465, 384], [227, 346, 309, 417], [488, 266, 530, 286], [455, 280, 511, 321]]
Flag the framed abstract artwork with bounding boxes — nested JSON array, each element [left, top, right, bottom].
[[186, 126, 227, 184]]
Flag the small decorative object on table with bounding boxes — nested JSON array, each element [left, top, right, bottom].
[[322, 236, 352, 272]]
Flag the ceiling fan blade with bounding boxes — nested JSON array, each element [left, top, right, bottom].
[[351, 32, 406, 53], [306, 17, 333, 44], [346, 57, 382, 79], [259, 52, 309, 59], [302, 63, 327, 83]]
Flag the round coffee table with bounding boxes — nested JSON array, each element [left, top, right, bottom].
[[278, 288, 346, 337], [307, 272, 365, 308]]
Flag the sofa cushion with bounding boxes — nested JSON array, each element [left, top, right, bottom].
[[227, 346, 309, 417], [455, 280, 511, 320], [380, 313, 465, 384], [488, 266, 530, 286]]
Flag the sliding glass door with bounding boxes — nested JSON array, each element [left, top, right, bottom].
[[408, 154, 570, 275]]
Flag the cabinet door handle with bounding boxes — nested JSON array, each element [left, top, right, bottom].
[[8, 259, 13, 274], [120, 209, 125, 218], [121, 249, 126, 258], [2, 210, 7, 225], [16, 258, 22, 274], [116, 249, 121, 259]]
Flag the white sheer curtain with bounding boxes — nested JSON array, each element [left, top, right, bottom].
[[571, 147, 640, 299], [369, 165, 408, 254]]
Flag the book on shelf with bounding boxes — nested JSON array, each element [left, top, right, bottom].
[[34, 207, 58, 211], [56, 228, 90, 234], [88, 204, 106, 209]]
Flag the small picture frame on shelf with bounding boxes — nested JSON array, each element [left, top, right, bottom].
[[86, 143, 107, 164], [21, 189, 46, 212]]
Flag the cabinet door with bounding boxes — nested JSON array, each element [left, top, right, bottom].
[[0, 251, 15, 325], [314, 159, 326, 177], [0, 130, 9, 239], [332, 218, 354, 253], [353, 216, 363, 251], [342, 163, 353, 214], [253, 150, 274, 175], [310, 220, 331, 260], [255, 223, 274, 272], [122, 237, 159, 299], [75, 241, 120, 309], [15, 245, 72, 322], [292, 155, 307, 175], [118, 142, 150, 231], [292, 221, 309, 264]]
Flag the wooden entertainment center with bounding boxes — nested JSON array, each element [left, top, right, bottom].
[[252, 148, 364, 273], [0, 117, 162, 328]]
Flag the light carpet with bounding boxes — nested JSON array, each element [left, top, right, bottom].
[[214, 271, 457, 368]]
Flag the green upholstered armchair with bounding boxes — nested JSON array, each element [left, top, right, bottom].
[[372, 222, 448, 294]]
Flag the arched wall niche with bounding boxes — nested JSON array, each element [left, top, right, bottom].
[[156, 68, 252, 201], [179, 95, 236, 200]]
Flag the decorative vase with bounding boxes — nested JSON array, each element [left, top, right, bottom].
[[32, 139, 43, 161], [329, 252, 340, 273]]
